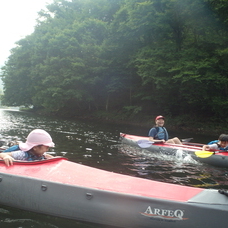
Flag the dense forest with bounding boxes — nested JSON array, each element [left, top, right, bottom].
[[1, 0, 228, 125]]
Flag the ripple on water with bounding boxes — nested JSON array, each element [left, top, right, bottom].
[[118, 144, 228, 189]]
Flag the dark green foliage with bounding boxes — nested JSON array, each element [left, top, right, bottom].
[[1, 0, 228, 120]]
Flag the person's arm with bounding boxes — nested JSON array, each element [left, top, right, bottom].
[[202, 144, 217, 151], [149, 136, 165, 143], [202, 145, 210, 151], [0, 152, 15, 166], [44, 154, 54, 159]]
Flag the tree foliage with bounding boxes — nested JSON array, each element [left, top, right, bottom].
[[1, 0, 228, 120]]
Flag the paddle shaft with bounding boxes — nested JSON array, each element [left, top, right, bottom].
[[138, 140, 202, 150]]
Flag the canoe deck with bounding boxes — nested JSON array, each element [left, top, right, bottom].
[[0, 157, 202, 202]]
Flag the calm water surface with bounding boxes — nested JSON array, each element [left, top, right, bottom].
[[0, 109, 228, 228]]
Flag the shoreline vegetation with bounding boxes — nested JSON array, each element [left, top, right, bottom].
[[0, 105, 219, 137], [19, 107, 227, 137], [91, 112, 227, 136], [1, 0, 228, 127]]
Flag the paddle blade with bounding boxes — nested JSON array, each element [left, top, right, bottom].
[[181, 138, 193, 142], [195, 151, 214, 158], [137, 140, 154, 148]]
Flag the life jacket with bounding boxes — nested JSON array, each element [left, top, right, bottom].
[[154, 127, 169, 141], [3, 145, 45, 160], [3, 145, 20, 152], [208, 140, 228, 151]]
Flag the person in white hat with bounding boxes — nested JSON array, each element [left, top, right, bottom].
[[148, 115, 182, 144], [0, 129, 55, 166]]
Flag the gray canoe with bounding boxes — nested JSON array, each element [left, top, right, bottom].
[[0, 157, 228, 228]]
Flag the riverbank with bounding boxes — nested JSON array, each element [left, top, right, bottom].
[[21, 107, 227, 136], [67, 112, 225, 135], [124, 119, 223, 136], [70, 111, 228, 137]]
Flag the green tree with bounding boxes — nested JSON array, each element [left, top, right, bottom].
[[1, 0, 228, 121]]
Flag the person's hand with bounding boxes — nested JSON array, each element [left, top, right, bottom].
[[202, 145, 210, 151], [44, 154, 54, 159], [3, 155, 14, 166], [160, 139, 165, 143]]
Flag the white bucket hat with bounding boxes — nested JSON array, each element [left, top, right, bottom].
[[19, 129, 55, 151]]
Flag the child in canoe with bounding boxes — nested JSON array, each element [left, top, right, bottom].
[[0, 129, 54, 166], [202, 134, 228, 151]]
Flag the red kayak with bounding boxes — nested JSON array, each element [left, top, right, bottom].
[[120, 133, 228, 168], [0, 157, 228, 227]]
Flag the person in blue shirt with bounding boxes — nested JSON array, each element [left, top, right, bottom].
[[202, 134, 228, 151], [148, 115, 182, 144], [0, 129, 55, 166]]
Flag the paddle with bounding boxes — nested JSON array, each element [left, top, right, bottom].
[[137, 139, 199, 150], [137, 140, 155, 148], [194, 151, 215, 158], [137, 140, 217, 158], [181, 138, 193, 142]]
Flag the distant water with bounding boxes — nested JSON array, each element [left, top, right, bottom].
[[0, 109, 227, 228]]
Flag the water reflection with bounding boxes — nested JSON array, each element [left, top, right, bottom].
[[0, 109, 228, 228], [0, 205, 105, 228]]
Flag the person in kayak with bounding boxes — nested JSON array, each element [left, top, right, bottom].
[[0, 129, 55, 166], [148, 115, 182, 144], [202, 134, 228, 151]]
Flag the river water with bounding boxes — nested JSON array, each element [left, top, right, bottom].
[[0, 109, 228, 228]]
